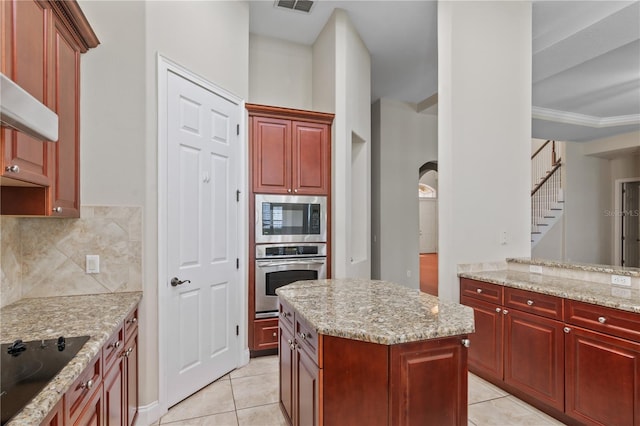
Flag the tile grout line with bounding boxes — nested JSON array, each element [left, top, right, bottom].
[[468, 394, 510, 406]]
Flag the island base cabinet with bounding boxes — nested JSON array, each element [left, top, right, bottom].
[[565, 326, 640, 426], [279, 323, 295, 421], [390, 338, 468, 426], [296, 349, 320, 426]]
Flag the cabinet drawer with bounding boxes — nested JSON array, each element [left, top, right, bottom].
[[295, 314, 319, 366], [279, 301, 295, 332], [460, 278, 503, 304], [254, 318, 279, 350], [103, 325, 124, 373], [504, 288, 563, 320], [65, 352, 102, 424], [124, 309, 138, 341], [565, 300, 640, 343]]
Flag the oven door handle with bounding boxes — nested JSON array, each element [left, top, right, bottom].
[[256, 259, 326, 267]]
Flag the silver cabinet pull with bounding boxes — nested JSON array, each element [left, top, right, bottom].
[[495, 307, 502, 313], [5, 165, 19, 173], [127, 317, 138, 325], [52, 207, 62, 213], [108, 340, 121, 350], [461, 339, 471, 348], [476, 288, 483, 293], [526, 300, 534, 306], [502, 309, 509, 315], [287, 189, 292, 193], [298, 332, 308, 340], [598, 316, 606, 324], [294, 189, 298, 193], [272, 332, 277, 337], [564, 327, 571, 333]]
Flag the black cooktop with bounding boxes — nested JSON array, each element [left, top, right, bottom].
[[1, 336, 90, 425]]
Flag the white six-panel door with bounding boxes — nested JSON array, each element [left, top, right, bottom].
[[166, 70, 240, 407]]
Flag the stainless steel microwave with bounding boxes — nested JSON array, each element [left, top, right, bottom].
[[255, 194, 327, 244]]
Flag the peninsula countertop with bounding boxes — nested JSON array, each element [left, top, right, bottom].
[[1, 292, 142, 425], [276, 278, 475, 345], [458, 269, 640, 314]]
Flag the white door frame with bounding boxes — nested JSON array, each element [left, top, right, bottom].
[[157, 53, 250, 417], [613, 177, 640, 266]]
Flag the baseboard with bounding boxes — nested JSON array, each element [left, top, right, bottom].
[[135, 400, 163, 426], [240, 347, 250, 367]]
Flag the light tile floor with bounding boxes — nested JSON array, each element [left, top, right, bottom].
[[153, 355, 565, 425]]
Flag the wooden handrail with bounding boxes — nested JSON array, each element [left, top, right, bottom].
[[531, 140, 551, 160], [531, 160, 562, 196]]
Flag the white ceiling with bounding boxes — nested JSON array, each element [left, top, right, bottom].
[[249, 1, 640, 142]]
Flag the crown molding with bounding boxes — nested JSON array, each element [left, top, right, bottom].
[[532, 107, 640, 128]]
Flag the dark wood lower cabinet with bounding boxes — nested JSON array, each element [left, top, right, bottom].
[[390, 338, 468, 426], [504, 308, 564, 411], [125, 332, 138, 426], [461, 295, 503, 381], [73, 385, 103, 426], [279, 323, 295, 421], [296, 348, 320, 426], [565, 326, 640, 426], [103, 356, 125, 426], [41, 398, 64, 426]]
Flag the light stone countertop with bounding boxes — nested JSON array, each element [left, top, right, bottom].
[[507, 257, 640, 277], [276, 278, 475, 345], [459, 269, 640, 313], [1, 292, 143, 425]]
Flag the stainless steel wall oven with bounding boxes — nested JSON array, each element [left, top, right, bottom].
[[254, 243, 327, 318]]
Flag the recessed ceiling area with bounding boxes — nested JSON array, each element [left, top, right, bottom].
[[248, 1, 640, 142]]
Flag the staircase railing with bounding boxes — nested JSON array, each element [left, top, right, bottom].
[[531, 140, 562, 233]]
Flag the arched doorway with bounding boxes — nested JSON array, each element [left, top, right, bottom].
[[419, 162, 438, 296]]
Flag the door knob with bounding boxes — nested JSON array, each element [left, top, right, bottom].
[[171, 277, 191, 287]]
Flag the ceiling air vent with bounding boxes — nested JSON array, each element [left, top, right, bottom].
[[275, 0, 314, 13]]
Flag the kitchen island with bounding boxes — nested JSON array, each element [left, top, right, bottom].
[[276, 278, 475, 426]]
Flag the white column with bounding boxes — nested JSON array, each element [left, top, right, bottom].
[[438, 1, 532, 301]]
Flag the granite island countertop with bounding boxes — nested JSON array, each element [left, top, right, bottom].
[[276, 278, 474, 345], [459, 269, 640, 314], [0, 292, 143, 425]]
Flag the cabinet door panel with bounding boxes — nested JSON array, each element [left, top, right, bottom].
[[292, 122, 329, 195], [461, 295, 503, 380], [1, 0, 51, 186], [125, 333, 138, 426], [504, 309, 564, 411], [252, 117, 291, 194], [566, 326, 640, 426], [279, 324, 295, 421], [50, 18, 80, 217], [390, 337, 468, 426], [296, 348, 320, 426], [104, 358, 125, 426]]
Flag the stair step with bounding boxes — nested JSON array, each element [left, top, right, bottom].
[[531, 231, 542, 235], [544, 216, 555, 219], [550, 208, 562, 211], [537, 223, 549, 226]]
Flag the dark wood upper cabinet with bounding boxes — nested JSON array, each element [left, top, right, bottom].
[[247, 104, 333, 196], [0, 0, 98, 217]]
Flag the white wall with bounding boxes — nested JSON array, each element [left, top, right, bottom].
[[249, 34, 312, 110], [312, 9, 371, 279], [79, 1, 249, 421], [371, 98, 437, 288], [532, 218, 564, 260], [583, 130, 640, 158], [563, 142, 610, 263], [438, 1, 532, 302]]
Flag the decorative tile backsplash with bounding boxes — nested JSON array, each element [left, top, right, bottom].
[[0, 206, 142, 307]]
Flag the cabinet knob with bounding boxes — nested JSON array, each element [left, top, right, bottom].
[[598, 316, 606, 324], [298, 332, 308, 340], [52, 207, 62, 213], [127, 317, 138, 325], [280, 312, 288, 319], [502, 309, 509, 315], [287, 189, 292, 193], [563, 327, 571, 333], [495, 307, 502, 313], [108, 340, 122, 350], [5, 165, 19, 173], [526, 300, 534, 306], [80, 379, 94, 390], [294, 189, 298, 193], [476, 288, 483, 294], [461, 338, 471, 348], [272, 332, 277, 337]]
